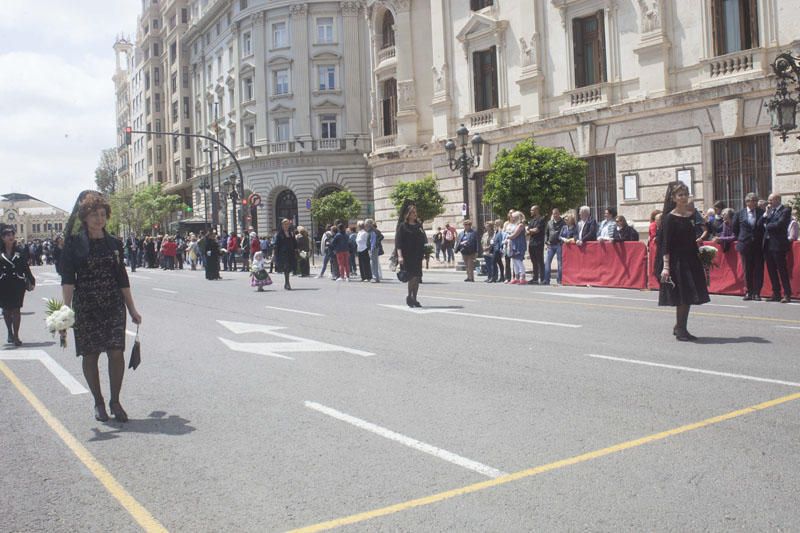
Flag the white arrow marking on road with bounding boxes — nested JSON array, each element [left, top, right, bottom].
[[379, 305, 581, 327], [305, 401, 508, 478], [218, 320, 375, 359], [153, 288, 178, 294], [0, 350, 88, 395]]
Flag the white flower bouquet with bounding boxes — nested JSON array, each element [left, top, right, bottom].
[[45, 298, 75, 348], [697, 245, 718, 286], [299, 250, 308, 260]]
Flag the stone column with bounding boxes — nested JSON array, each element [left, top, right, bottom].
[[341, 1, 363, 139], [393, 0, 417, 146], [290, 3, 311, 145], [253, 11, 268, 146]]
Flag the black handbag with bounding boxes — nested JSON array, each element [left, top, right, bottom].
[[128, 325, 141, 370], [396, 267, 409, 283]]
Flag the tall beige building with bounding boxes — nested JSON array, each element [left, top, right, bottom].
[[365, 0, 800, 236], [184, 0, 373, 236]]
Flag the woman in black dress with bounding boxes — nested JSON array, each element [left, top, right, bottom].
[[61, 191, 142, 422], [395, 200, 427, 307], [656, 181, 710, 341], [204, 231, 221, 280], [273, 218, 297, 290], [0, 224, 35, 346]]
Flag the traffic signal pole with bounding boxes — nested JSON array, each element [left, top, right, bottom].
[[125, 128, 247, 237]]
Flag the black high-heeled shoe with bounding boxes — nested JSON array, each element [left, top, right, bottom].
[[109, 401, 128, 422], [6, 332, 13, 344], [94, 403, 109, 422], [406, 296, 414, 308], [413, 300, 422, 308], [13, 337, 22, 347]]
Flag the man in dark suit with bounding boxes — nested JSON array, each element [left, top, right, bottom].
[[732, 193, 765, 301], [575, 205, 598, 245], [526, 205, 547, 284], [762, 193, 792, 303]]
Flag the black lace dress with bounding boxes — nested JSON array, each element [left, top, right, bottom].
[[657, 212, 710, 306], [63, 237, 129, 356], [395, 222, 427, 278]]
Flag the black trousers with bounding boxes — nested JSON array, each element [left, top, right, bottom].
[[493, 250, 505, 282], [504, 256, 511, 281], [357, 250, 372, 280], [765, 249, 792, 297], [738, 243, 763, 296], [529, 242, 544, 282]]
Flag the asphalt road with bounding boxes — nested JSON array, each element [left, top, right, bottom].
[[2, 262, 800, 532]]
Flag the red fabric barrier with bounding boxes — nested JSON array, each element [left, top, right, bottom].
[[563, 241, 648, 289], [647, 240, 800, 298]]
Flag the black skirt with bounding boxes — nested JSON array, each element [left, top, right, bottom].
[[0, 278, 26, 309]]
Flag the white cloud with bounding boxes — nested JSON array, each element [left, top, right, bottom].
[[0, 1, 139, 211]]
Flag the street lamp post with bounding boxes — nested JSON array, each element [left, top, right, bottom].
[[202, 146, 218, 230], [198, 177, 210, 232], [445, 124, 485, 220], [227, 174, 239, 236], [767, 52, 800, 145]]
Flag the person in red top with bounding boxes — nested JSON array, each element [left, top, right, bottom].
[[648, 209, 662, 241], [161, 236, 178, 270], [249, 231, 260, 262], [227, 233, 240, 271]]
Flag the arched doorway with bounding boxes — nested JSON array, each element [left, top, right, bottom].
[[275, 189, 298, 229]]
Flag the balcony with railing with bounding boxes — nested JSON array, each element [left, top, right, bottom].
[[268, 141, 295, 154], [465, 109, 497, 130], [374, 134, 397, 151], [314, 138, 345, 151], [704, 49, 763, 79], [564, 83, 608, 109], [377, 45, 396, 66]]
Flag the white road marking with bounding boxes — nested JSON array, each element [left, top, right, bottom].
[[264, 306, 325, 317], [704, 303, 747, 309], [541, 291, 748, 308], [218, 320, 374, 358], [776, 326, 800, 331], [586, 354, 800, 388], [128, 274, 152, 280], [0, 350, 88, 395], [379, 304, 458, 315], [305, 401, 508, 479], [422, 296, 477, 303], [378, 305, 580, 327], [152, 288, 178, 294]]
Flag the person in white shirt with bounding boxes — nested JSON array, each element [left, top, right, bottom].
[[575, 205, 597, 245], [597, 207, 617, 240], [355, 221, 372, 281], [788, 214, 799, 241]]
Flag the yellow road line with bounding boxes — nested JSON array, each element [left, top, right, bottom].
[[0, 361, 168, 533], [289, 391, 800, 532]]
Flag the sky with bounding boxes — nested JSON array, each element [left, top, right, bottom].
[[0, 1, 140, 211]]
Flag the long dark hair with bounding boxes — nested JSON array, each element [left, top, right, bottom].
[[397, 199, 416, 228], [662, 181, 689, 215], [63, 190, 104, 263]]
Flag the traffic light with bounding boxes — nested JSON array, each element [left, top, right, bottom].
[[124, 126, 132, 146], [242, 198, 248, 206], [185, 206, 193, 213]]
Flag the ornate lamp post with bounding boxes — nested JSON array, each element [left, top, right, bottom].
[[198, 177, 210, 232], [766, 52, 800, 144], [445, 124, 485, 219], [227, 174, 239, 235]]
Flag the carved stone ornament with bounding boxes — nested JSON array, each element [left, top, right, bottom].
[[290, 3, 308, 16], [341, 1, 362, 16], [395, 0, 411, 13], [253, 11, 265, 23], [397, 79, 415, 109], [519, 36, 535, 67], [231, 21, 240, 35], [638, 0, 661, 32]]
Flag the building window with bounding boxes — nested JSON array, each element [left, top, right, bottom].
[[185, 157, 192, 179], [182, 66, 189, 88], [584, 155, 616, 222], [184, 127, 190, 149], [381, 78, 397, 137], [154, 67, 160, 85], [573, 11, 607, 88], [183, 97, 190, 118], [242, 31, 252, 56], [228, 46, 234, 66], [275, 189, 298, 228], [240, 0, 247, 10], [273, 22, 288, 48], [156, 145, 162, 164], [171, 73, 177, 92], [317, 17, 334, 44], [154, 92, 161, 112], [275, 118, 290, 141], [181, 8, 188, 23], [243, 77, 253, 101], [712, 0, 759, 56], [381, 12, 395, 48], [274, 69, 289, 95], [320, 114, 337, 138], [246, 124, 255, 146], [207, 63, 212, 81], [473, 47, 498, 112], [170, 42, 177, 64], [713, 134, 771, 209], [318, 65, 336, 91], [471, 0, 493, 10], [216, 56, 222, 77]]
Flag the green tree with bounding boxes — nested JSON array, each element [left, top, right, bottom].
[[483, 139, 586, 218], [94, 148, 118, 195], [310, 190, 362, 225], [388, 174, 445, 223], [131, 183, 186, 233], [108, 189, 141, 236]]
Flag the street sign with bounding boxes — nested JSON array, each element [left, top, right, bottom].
[[249, 193, 262, 207], [461, 203, 468, 217], [305, 198, 312, 209]]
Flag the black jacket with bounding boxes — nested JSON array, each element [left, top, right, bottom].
[[763, 204, 791, 252], [0, 247, 35, 287], [732, 207, 765, 252]]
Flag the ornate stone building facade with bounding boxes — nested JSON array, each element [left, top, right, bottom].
[[183, 0, 372, 236], [0, 194, 69, 242], [366, 0, 800, 236]]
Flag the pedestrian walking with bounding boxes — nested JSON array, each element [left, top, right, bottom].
[[273, 218, 297, 290], [395, 200, 426, 307], [331, 223, 351, 281], [656, 181, 710, 341], [433, 227, 443, 262], [356, 221, 372, 281], [0, 224, 35, 346], [227, 232, 239, 272], [186, 234, 199, 270], [456, 220, 478, 282], [60, 191, 142, 422], [204, 231, 221, 280]]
